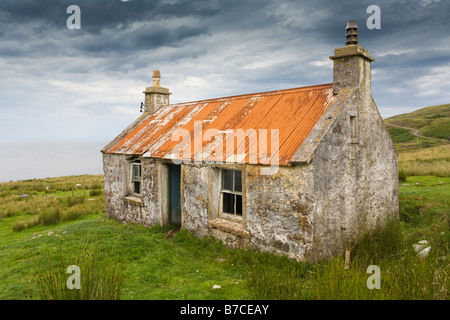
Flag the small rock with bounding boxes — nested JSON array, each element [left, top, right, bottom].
[[440, 181, 446, 184], [63, 230, 68, 235], [417, 247, 431, 259], [47, 231, 53, 236], [402, 183, 409, 186], [415, 182, 420, 185], [413, 241, 429, 252], [212, 285, 222, 290]]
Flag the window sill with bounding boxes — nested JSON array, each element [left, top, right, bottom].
[[220, 212, 243, 224], [123, 196, 144, 207], [208, 218, 250, 239]]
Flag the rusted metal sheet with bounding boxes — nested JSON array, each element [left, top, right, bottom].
[[104, 83, 334, 166]]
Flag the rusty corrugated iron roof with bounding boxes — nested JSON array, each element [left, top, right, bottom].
[[104, 83, 335, 166]]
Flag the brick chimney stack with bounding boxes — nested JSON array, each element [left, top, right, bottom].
[[329, 21, 375, 96], [143, 70, 171, 114]]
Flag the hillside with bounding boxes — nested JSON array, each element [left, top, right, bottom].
[[384, 103, 450, 148], [384, 103, 450, 177]]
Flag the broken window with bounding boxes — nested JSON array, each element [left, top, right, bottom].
[[131, 160, 142, 195], [221, 169, 242, 216]]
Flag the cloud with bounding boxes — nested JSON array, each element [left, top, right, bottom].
[[0, 0, 449, 139]]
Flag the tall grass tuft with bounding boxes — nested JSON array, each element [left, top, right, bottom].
[[399, 169, 407, 182], [39, 208, 62, 226], [12, 220, 26, 232], [351, 219, 405, 265], [89, 189, 103, 197], [35, 238, 125, 300]]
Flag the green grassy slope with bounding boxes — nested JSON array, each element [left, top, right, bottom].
[[1, 175, 449, 300], [385, 103, 450, 142]]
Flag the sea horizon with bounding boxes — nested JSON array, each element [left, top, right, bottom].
[[0, 138, 108, 183]]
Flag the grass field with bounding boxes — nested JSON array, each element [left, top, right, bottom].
[[0, 174, 448, 300]]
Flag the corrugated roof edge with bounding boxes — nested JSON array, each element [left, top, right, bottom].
[[167, 83, 334, 108], [289, 87, 357, 164], [101, 112, 151, 154]]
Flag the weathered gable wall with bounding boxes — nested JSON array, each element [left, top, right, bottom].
[[357, 96, 399, 226], [310, 89, 398, 260], [103, 153, 160, 226]]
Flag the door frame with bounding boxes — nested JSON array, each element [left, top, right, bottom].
[[159, 162, 183, 227]]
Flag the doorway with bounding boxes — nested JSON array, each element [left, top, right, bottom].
[[168, 164, 181, 225]]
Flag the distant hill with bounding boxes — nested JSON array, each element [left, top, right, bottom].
[[384, 104, 450, 144], [384, 104, 450, 176]]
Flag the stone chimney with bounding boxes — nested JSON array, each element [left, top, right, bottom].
[[143, 70, 171, 114], [329, 21, 375, 96]]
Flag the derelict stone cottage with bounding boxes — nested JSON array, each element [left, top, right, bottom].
[[101, 22, 398, 261]]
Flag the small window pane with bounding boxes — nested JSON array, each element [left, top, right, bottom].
[[222, 169, 233, 191], [222, 192, 234, 214], [234, 170, 242, 192], [134, 181, 141, 194], [132, 164, 141, 181], [235, 195, 242, 215]]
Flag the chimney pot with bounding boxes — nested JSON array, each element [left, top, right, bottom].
[[345, 21, 358, 46], [153, 70, 161, 87]]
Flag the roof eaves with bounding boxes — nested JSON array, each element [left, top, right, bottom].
[[101, 112, 151, 154]]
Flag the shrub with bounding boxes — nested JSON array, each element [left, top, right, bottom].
[[39, 208, 62, 226], [89, 189, 103, 197], [398, 170, 407, 182], [12, 220, 26, 232], [67, 196, 85, 207]]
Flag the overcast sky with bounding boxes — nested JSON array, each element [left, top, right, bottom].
[[1, 0, 449, 140]]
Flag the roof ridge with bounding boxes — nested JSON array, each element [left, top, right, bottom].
[[166, 83, 333, 107]]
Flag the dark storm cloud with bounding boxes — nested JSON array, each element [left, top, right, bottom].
[[78, 24, 210, 53], [0, 0, 220, 31], [1, 0, 449, 142]]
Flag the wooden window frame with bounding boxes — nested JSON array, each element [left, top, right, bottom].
[[131, 160, 142, 196], [220, 169, 242, 218]]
